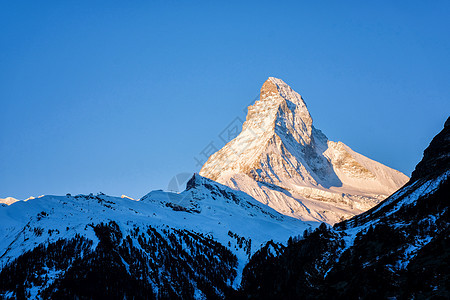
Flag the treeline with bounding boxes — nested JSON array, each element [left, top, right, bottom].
[[0, 221, 238, 299]]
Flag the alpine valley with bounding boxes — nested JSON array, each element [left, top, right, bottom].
[[0, 78, 448, 299]]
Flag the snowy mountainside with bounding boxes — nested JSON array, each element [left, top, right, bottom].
[[240, 116, 450, 299], [0, 174, 311, 299], [338, 116, 450, 229], [201, 77, 409, 224]]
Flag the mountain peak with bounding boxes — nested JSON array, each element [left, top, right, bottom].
[[261, 77, 280, 96], [0, 197, 19, 206], [201, 77, 312, 181], [200, 78, 409, 223], [260, 77, 309, 113], [264, 76, 299, 95], [247, 77, 313, 142]]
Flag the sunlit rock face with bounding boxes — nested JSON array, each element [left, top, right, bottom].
[[200, 77, 409, 224]]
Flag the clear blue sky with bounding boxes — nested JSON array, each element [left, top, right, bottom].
[[1, 1, 449, 200]]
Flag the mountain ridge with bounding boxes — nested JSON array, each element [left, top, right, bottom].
[[0, 174, 312, 298], [0, 78, 444, 299]]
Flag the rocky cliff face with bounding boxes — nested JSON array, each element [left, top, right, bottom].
[[411, 117, 450, 181], [200, 77, 409, 223]]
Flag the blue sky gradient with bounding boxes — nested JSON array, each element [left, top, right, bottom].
[[1, 1, 449, 199]]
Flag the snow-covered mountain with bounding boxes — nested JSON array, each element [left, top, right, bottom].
[[200, 77, 409, 223], [0, 174, 311, 299], [1, 76, 442, 299], [0, 197, 19, 207], [241, 117, 450, 299]]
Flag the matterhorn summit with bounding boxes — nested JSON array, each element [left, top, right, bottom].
[[200, 77, 409, 223]]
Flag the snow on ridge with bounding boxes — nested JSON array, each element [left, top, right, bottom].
[[0, 197, 19, 206], [337, 169, 449, 258], [0, 177, 315, 281], [364, 170, 449, 220]]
